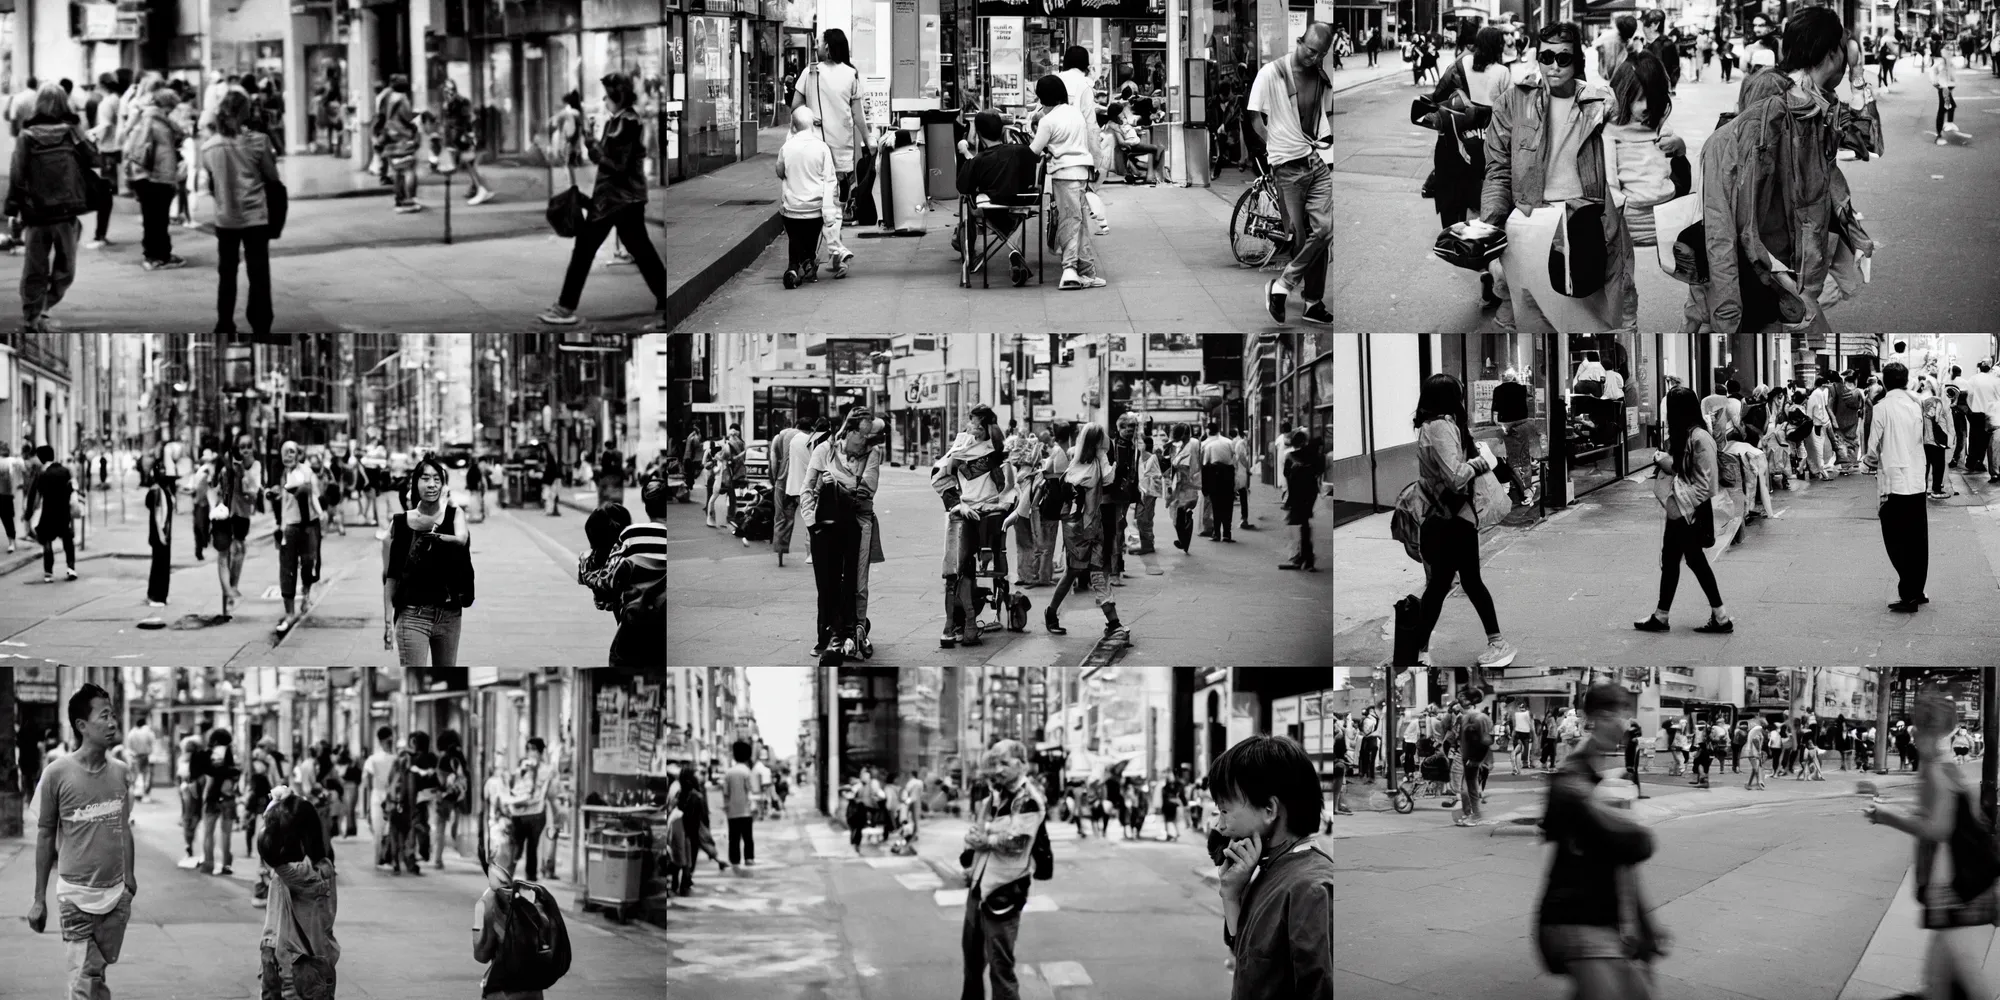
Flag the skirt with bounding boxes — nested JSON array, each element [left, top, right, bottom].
[[1538, 923, 1628, 973]]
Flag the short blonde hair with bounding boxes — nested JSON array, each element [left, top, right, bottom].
[[32, 82, 69, 123]]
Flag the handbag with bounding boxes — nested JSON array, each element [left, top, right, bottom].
[[266, 178, 290, 240], [545, 165, 588, 239], [1652, 191, 1706, 283], [1547, 199, 1609, 298]]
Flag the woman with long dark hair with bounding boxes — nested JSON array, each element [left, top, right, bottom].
[[256, 786, 338, 1000], [200, 89, 280, 335], [1044, 423, 1127, 641], [799, 407, 885, 664], [792, 29, 864, 217], [1412, 373, 1514, 666], [1635, 385, 1732, 634]]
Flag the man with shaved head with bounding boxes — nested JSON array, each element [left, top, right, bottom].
[[1249, 22, 1335, 325], [958, 738, 1047, 1000], [776, 103, 853, 287]]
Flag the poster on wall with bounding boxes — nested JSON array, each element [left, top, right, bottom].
[[1146, 333, 1203, 368], [861, 75, 891, 127], [593, 675, 669, 777], [988, 17, 1024, 105]]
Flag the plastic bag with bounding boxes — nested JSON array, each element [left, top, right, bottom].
[[1653, 193, 1705, 283], [1469, 442, 1513, 528]]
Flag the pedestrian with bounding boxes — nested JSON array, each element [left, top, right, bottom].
[[1541, 710, 1560, 769], [1250, 24, 1334, 325], [1160, 765, 1188, 840], [1929, 34, 1961, 144], [775, 104, 843, 287], [175, 732, 207, 867], [1482, 21, 1626, 335], [243, 735, 283, 907], [1209, 733, 1334, 1000], [122, 88, 189, 271], [1731, 720, 1748, 773], [1022, 423, 1072, 583], [1453, 687, 1493, 826], [360, 726, 402, 870], [801, 409, 884, 664], [1412, 374, 1516, 667], [1027, 74, 1104, 291], [432, 730, 468, 869], [434, 78, 494, 204], [24, 683, 135, 1000], [1534, 682, 1663, 1000], [26, 445, 77, 583], [1042, 423, 1124, 641], [498, 737, 552, 881], [722, 740, 757, 868], [1229, 426, 1257, 533], [536, 73, 667, 330], [83, 73, 126, 253], [1129, 428, 1162, 557], [144, 459, 173, 606], [768, 413, 808, 567], [936, 405, 1017, 647], [201, 90, 279, 335], [670, 765, 726, 891], [375, 74, 422, 212], [1103, 413, 1142, 583], [577, 478, 667, 668], [958, 739, 1047, 1000], [381, 455, 470, 665], [0, 442, 20, 554], [463, 449, 489, 522], [1167, 424, 1201, 553], [210, 433, 258, 617], [183, 444, 214, 561], [1865, 691, 1999, 1000], [1199, 423, 1237, 542], [1604, 53, 1684, 333], [268, 441, 324, 634], [255, 785, 338, 1000], [1634, 385, 1732, 634], [121, 719, 156, 805], [1866, 362, 1929, 613], [791, 29, 865, 221], [8, 82, 96, 332], [1276, 429, 1322, 571], [197, 728, 241, 876]]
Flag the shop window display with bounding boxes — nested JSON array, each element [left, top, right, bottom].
[[1565, 335, 1633, 498]]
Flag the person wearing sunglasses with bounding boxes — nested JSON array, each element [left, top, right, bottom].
[[1478, 21, 1629, 334], [1689, 7, 1854, 334]]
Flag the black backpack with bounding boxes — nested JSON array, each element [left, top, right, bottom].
[[1031, 820, 1053, 881], [486, 881, 573, 993], [1033, 476, 1072, 522]]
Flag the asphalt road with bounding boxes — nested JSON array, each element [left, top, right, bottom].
[[1332, 52, 2000, 332]]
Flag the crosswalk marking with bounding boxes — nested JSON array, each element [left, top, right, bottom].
[[863, 856, 924, 870], [893, 872, 943, 891], [1039, 961, 1094, 987], [929, 887, 1059, 911]]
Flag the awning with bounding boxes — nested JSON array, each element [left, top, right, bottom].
[[282, 412, 350, 421]]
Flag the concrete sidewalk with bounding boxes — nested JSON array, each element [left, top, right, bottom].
[[1335, 460, 2000, 667]]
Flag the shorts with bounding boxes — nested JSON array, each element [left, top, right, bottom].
[[1538, 923, 1627, 972], [214, 515, 252, 546]]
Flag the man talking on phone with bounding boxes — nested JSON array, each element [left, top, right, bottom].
[[1210, 734, 1333, 1000]]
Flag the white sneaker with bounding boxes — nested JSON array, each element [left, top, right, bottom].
[[1946, 122, 1962, 133], [1938, 137, 1950, 145], [1476, 639, 1516, 667], [1059, 267, 1084, 290], [176, 856, 199, 869], [85, 239, 107, 250]]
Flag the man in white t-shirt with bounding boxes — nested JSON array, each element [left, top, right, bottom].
[[791, 30, 866, 213], [1249, 23, 1335, 326], [1510, 704, 1535, 773]]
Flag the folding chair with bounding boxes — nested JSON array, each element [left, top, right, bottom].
[[958, 155, 1046, 288]]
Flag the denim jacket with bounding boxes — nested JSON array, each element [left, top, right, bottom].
[[1694, 71, 1841, 333]]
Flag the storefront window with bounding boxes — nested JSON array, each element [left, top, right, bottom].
[[485, 44, 520, 156], [686, 16, 740, 175], [1564, 334, 1633, 499]]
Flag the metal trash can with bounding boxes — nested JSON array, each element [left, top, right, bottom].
[[584, 829, 646, 922]]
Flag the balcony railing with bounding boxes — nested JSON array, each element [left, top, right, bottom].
[[1, 332, 70, 379]]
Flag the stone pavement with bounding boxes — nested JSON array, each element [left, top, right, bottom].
[[1334, 459, 2000, 667], [667, 463, 1330, 667], [0, 792, 664, 999]]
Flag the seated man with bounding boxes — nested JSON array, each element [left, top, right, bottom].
[[954, 110, 1041, 287], [1103, 101, 1162, 184]]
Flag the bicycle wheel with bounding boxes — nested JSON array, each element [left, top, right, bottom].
[[1390, 785, 1415, 814], [1229, 180, 1286, 267]]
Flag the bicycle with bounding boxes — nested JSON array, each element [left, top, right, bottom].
[[1228, 156, 1293, 268], [1384, 768, 1418, 814]]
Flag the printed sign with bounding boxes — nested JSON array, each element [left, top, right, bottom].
[[988, 17, 1024, 105], [861, 75, 891, 127], [977, 0, 1161, 16]]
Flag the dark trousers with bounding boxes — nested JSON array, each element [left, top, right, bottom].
[[961, 884, 1025, 1000], [277, 522, 321, 607], [41, 530, 74, 574], [1731, 746, 1743, 771], [1201, 464, 1235, 537], [1235, 486, 1250, 525], [1132, 494, 1156, 551], [1103, 501, 1128, 575], [558, 205, 667, 315], [1291, 521, 1316, 567], [1659, 513, 1724, 612], [215, 226, 273, 334], [1953, 410, 1969, 464], [1, 494, 13, 541], [94, 154, 119, 240], [810, 518, 859, 646], [727, 815, 755, 865], [1358, 738, 1378, 782], [147, 536, 171, 603], [1927, 443, 1947, 494], [782, 214, 822, 274], [192, 507, 209, 559], [1418, 516, 1500, 643], [1172, 502, 1194, 550], [1967, 413, 1990, 472], [773, 490, 800, 554], [1879, 492, 1929, 602], [507, 810, 547, 879], [136, 180, 177, 263]]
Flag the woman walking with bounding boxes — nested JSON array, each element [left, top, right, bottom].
[[1412, 373, 1515, 667], [380, 456, 469, 666], [1044, 424, 1126, 641], [800, 409, 884, 665], [1277, 429, 1322, 571], [1022, 424, 1071, 587], [201, 90, 279, 335], [1168, 424, 1202, 553], [268, 441, 324, 635], [144, 458, 173, 607], [1535, 682, 1667, 1000], [1634, 386, 1733, 635], [1865, 691, 1999, 1000], [537, 73, 668, 330], [28, 445, 76, 583], [1028, 74, 1104, 290], [1930, 35, 1962, 144]]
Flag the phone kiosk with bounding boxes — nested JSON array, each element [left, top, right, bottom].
[[574, 667, 673, 926]]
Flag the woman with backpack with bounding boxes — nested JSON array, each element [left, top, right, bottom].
[[1634, 386, 1732, 636], [1411, 373, 1515, 668], [1865, 691, 1999, 1000], [122, 88, 188, 271], [201, 89, 281, 336], [257, 785, 339, 1000], [6, 81, 98, 332], [381, 456, 470, 666]]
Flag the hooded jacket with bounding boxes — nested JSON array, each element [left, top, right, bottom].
[[5, 116, 99, 226], [122, 106, 185, 185], [1694, 70, 1842, 333]]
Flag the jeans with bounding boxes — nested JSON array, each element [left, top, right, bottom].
[[1102, 501, 1128, 576], [201, 804, 236, 871], [961, 884, 1025, 1000], [727, 815, 756, 865], [1418, 516, 1500, 644], [1658, 511, 1723, 612], [277, 522, 320, 609], [1953, 410, 1969, 465], [1032, 516, 1061, 584], [136, 179, 177, 262], [1832, 424, 1859, 468], [1271, 155, 1333, 304], [215, 226, 273, 334], [393, 604, 462, 666], [1927, 443, 1948, 494], [93, 154, 119, 241], [1936, 86, 1956, 135], [1879, 492, 1929, 603], [1048, 178, 1098, 275], [1012, 513, 1042, 584], [507, 810, 547, 879], [558, 204, 667, 316], [180, 782, 202, 853], [1133, 494, 1156, 551], [60, 888, 132, 1000], [21, 219, 81, 323], [1172, 502, 1194, 550], [773, 490, 801, 555]]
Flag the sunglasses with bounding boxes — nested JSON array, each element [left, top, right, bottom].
[[1537, 50, 1579, 67]]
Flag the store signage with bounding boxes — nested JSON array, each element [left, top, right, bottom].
[[81, 3, 141, 40], [835, 374, 876, 389], [14, 665, 57, 703], [977, 0, 1160, 16], [737, 0, 759, 15], [1132, 23, 1165, 43]]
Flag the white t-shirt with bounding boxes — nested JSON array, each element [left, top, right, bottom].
[[793, 60, 861, 172], [1602, 370, 1626, 401], [784, 428, 814, 497], [1460, 54, 1512, 107], [364, 749, 398, 805], [1541, 92, 1586, 202], [1513, 709, 1533, 734]]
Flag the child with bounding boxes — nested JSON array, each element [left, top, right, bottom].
[[1210, 734, 1333, 1000], [1603, 53, 1682, 334], [776, 104, 848, 288], [258, 787, 339, 1000]]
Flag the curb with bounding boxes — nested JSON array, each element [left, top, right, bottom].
[[664, 211, 784, 332], [0, 527, 281, 580]]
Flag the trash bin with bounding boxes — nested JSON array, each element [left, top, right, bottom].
[[584, 830, 646, 922], [921, 109, 961, 202]]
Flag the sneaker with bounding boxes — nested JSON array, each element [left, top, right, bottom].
[[86, 238, 108, 250], [1938, 137, 1950, 145], [64, 569, 76, 581], [219, 865, 234, 876], [394, 203, 426, 214], [1059, 267, 1084, 290], [467, 188, 496, 206], [180, 217, 203, 230], [838, 251, 855, 269], [42, 573, 53, 583], [1301, 301, 1333, 325], [1947, 122, 1963, 133], [1265, 280, 1288, 323], [1476, 639, 1517, 667], [829, 261, 848, 279], [536, 305, 580, 326], [177, 856, 199, 869], [147, 600, 166, 607], [1081, 274, 1107, 288], [610, 248, 635, 264], [783, 268, 800, 289]]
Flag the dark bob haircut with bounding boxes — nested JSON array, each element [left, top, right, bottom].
[[1207, 734, 1323, 837], [1034, 74, 1068, 108], [1609, 51, 1672, 132]]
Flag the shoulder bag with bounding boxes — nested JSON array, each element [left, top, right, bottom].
[[266, 177, 290, 239], [545, 162, 588, 238], [1917, 769, 2000, 928]]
